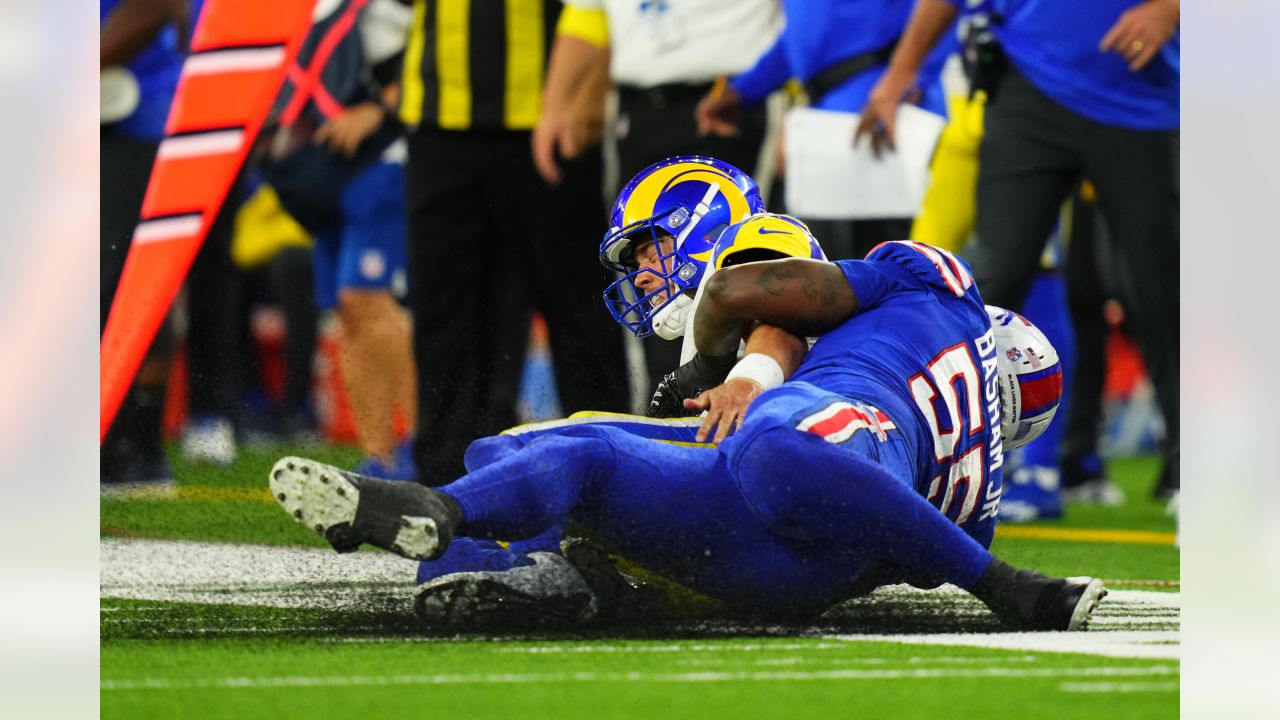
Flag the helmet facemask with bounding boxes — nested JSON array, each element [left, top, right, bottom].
[[600, 184, 727, 338]]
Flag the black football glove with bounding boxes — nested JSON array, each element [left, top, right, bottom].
[[646, 352, 738, 418]]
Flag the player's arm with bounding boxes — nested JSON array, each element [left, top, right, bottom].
[[684, 323, 807, 443], [694, 258, 858, 357], [101, 0, 189, 68], [647, 257, 855, 421]]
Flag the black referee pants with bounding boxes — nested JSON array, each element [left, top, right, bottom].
[[405, 127, 629, 484], [968, 68, 1179, 484]]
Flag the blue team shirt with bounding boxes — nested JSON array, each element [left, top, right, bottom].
[[731, 0, 956, 117], [101, 0, 184, 140], [788, 241, 1005, 538], [945, 0, 1178, 130]]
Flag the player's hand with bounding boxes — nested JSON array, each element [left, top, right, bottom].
[[646, 352, 739, 418], [695, 84, 743, 137], [684, 378, 764, 444], [314, 101, 385, 158], [854, 69, 916, 159], [1100, 0, 1179, 71]]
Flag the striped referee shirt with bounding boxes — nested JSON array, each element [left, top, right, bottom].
[[400, 0, 558, 131]]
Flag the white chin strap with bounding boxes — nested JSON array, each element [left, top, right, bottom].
[[652, 293, 694, 340]]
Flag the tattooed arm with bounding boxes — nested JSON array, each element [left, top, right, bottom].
[[694, 258, 859, 357]]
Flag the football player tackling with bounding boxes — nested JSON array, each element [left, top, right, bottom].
[[270, 206, 1106, 630]]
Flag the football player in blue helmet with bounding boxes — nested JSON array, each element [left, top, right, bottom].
[[600, 156, 765, 339]]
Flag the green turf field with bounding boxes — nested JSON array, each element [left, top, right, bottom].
[[101, 446, 1178, 718]]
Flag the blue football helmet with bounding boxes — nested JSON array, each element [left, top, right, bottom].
[[599, 156, 765, 337]]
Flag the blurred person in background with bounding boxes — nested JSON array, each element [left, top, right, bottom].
[[261, 0, 418, 479], [695, 0, 955, 262], [179, 172, 248, 465], [167, 0, 245, 467], [534, 0, 783, 394], [859, 0, 1180, 503], [400, 0, 628, 486], [1057, 187, 1131, 508], [227, 178, 322, 445], [100, 0, 189, 491]]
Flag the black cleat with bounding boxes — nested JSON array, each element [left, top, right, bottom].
[[975, 560, 1107, 631], [561, 538, 663, 622], [1018, 575, 1108, 631], [414, 552, 597, 629], [269, 456, 457, 561]]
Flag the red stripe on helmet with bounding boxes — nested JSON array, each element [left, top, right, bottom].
[[1019, 366, 1063, 417]]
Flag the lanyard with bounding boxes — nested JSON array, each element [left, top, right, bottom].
[[279, 0, 370, 126]]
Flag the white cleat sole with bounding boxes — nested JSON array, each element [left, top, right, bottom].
[[391, 516, 441, 561], [270, 456, 360, 541], [1065, 577, 1108, 631], [269, 456, 440, 561]]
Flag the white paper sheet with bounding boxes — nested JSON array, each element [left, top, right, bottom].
[[784, 105, 946, 220]]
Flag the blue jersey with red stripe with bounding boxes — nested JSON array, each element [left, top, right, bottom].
[[788, 241, 1005, 536]]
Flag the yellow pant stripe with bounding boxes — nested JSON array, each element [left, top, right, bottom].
[[504, 0, 544, 129], [436, 0, 472, 129], [398, 0, 428, 126]]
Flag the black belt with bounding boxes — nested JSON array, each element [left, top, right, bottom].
[[803, 40, 899, 103], [617, 81, 716, 109]]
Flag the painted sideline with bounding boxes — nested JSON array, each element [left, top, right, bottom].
[[101, 664, 1178, 691], [994, 526, 1177, 546]]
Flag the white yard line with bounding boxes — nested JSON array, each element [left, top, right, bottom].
[[101, 664, 1178, 691], [675, 655, 1041, 667], [100, 538, 416, 609], [828, 630, 1180, 660], [1059, 681, 1178, 693]]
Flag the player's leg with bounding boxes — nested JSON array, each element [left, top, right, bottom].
[[724, 413, 993, 590], [415, 415, 707, 590], [443, 424, 875, 616], [333, 158, 416, 476], [721, 387, 1106, 630], [273, 424, 869, 617]]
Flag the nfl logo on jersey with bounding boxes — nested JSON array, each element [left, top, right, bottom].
[[1006, 348, 1022, 361]]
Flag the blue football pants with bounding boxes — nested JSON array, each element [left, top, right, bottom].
[[437, 390, 995, 616]]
